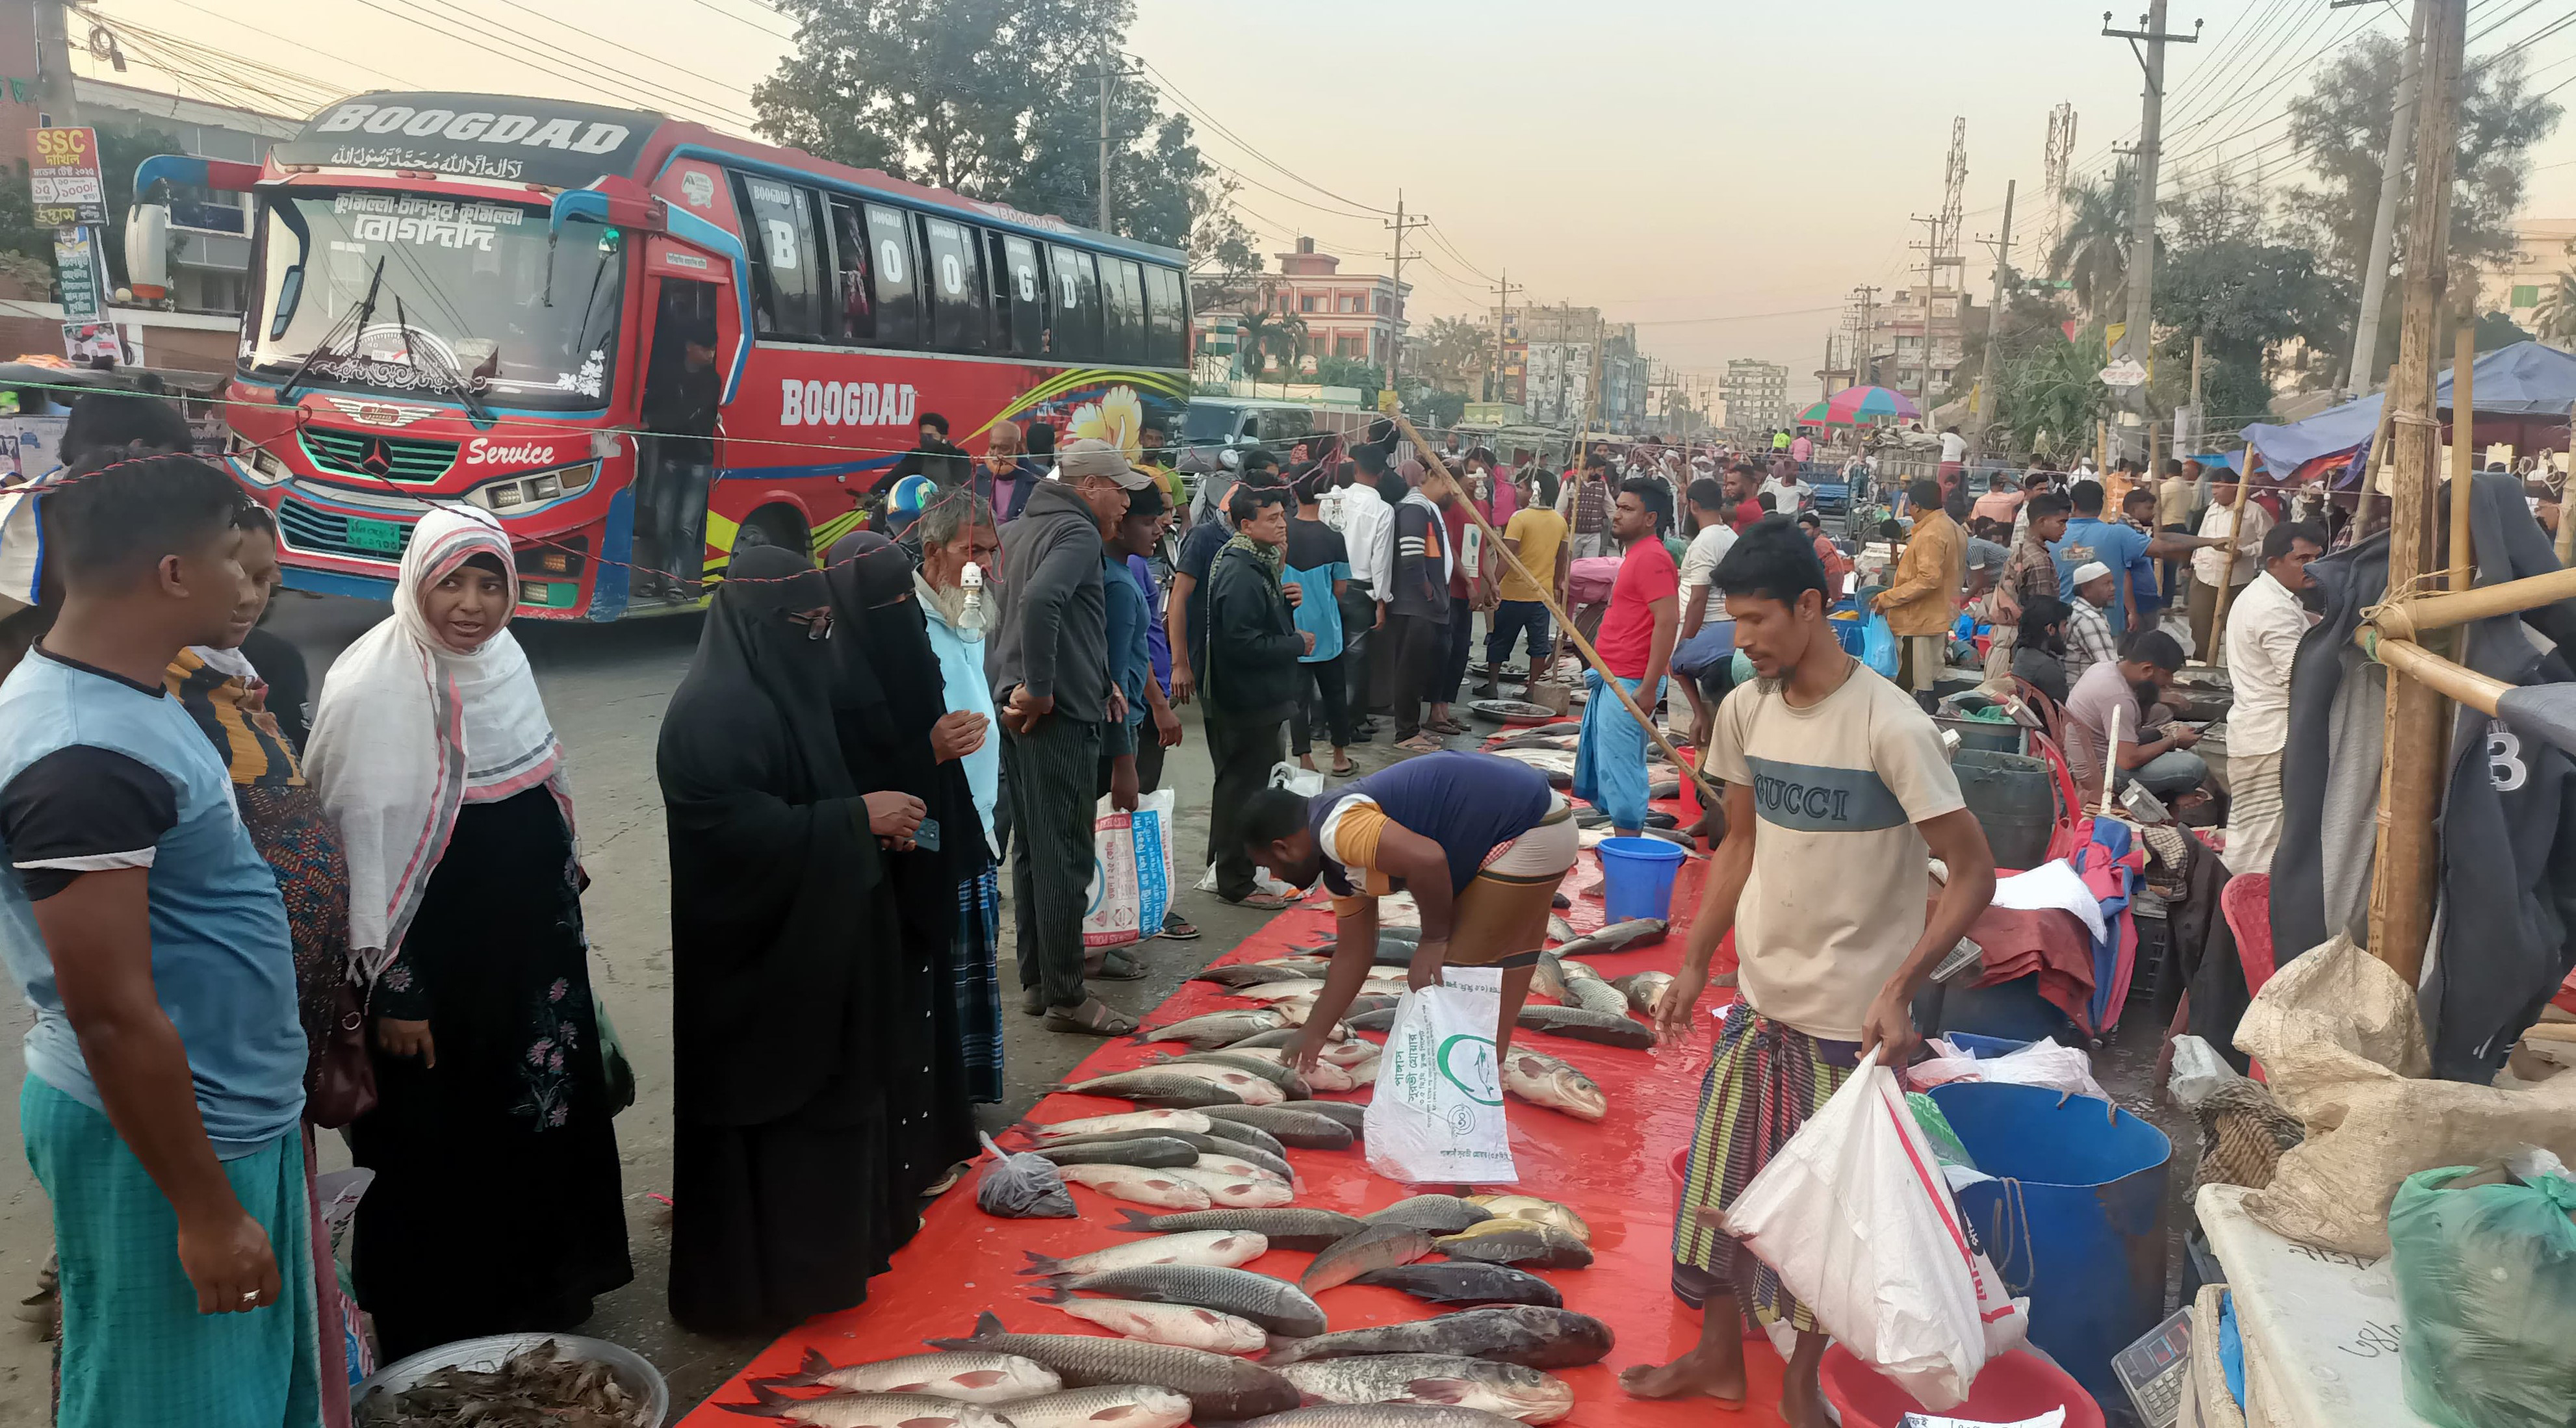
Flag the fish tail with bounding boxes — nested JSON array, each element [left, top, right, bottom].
[[753, 1347, 834, 1389], [1018, 1249, 1063, 1275], [1111, 1208, 1160, 1233], [1029, 1282, 1074, 1305], [713, 1383, 794, 1415]]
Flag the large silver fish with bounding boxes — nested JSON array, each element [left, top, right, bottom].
[[1556, 976, 1630, 1019], [1348, 1263, 1562, 1308], [927, 1312, 1302, 1420], [1231, 1408, 1529, 1428], [1196, 963, 1326, 988], [1200, 1104, 1354, 1149], [1300, 1223, 1435, 1292], [1196, 1117, 1293, 1162], [728, 1385, 1020, 1427], [1460, 1196, 1591, 1244], [1149, 1064, 1287, 1105], [1528, 953, 1567, 1001], [1513, 1005, 1655, 1051], [1278, 1355, 1574, 1423], [1610, 970, 1675, 1019], [1165, 1051, 1314, 1100], [1205, 1045, 1356, 1093], [1032, 1110, 1213, 1141], [1363, 1195, 1493, 1236], [1430, 1221, 1591, 1269], [752, 1346, 1062, 1403], [1064, 1069, 1252, 1108], [1055, 1164, 1212, 1209], [1020, 1230, 1268, 1277], [1112, 1206, 1365, 1251], [1138, 1009, 1288, 1049], [1037, 1296, 1268, 1354], [1280, 1099, 1365, 1134], [1546, 917, 1669, 958], [1036, 1127, 1290, 1182], [991, 1385, 1193, 1428], [1498, 1049, 1606, 1123], [1032, 1137, 1198, 1169], [1033, 1264, 1326, 1337], [1258, 1307, 1615, 1370]]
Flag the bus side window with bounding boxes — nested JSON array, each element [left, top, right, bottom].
[[1101, 257, 1144, 366], [1046, 244, 1100, 361], [862, 203, 921, 348], [998, 235, 1043, 357], [730, 173, 823, 340], [1142, 264, 1187, 368], [829, 199, 875, 344], [921, 216, 988, 353]]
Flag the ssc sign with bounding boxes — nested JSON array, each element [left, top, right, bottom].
[[27, 127, 106, 228]]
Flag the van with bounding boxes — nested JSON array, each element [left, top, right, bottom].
[[1179, 397, 1320, 472]]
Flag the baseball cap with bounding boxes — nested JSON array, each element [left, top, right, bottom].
[[1059, 437, 1154, 491], [2072, 561, 2112, 585]]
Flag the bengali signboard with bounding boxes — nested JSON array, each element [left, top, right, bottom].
[[51, 226, 104, 320], [28, 125, 104, 227]]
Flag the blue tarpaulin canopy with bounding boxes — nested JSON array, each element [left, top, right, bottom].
[[2237, 340, 2576, 477]]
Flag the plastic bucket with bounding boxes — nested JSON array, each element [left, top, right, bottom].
[[1928, 1082, 2172, 1409], [1597, 837, 1686, 921], [1820, 1344, 2105, 1428], [1951, 749, 2055, 869]]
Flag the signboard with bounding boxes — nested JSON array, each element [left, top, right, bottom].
[[274, 94, 660, 189], [51, 226, 105, 320], [62, 322, 125, 366], [27, 125, 104, 227], [2098, 357, 2149, 387]]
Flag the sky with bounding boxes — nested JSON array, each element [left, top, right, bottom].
[[68, 0, 2576, 400]]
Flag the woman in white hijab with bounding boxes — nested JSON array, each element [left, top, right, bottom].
[[305, 507, 630, 1359]]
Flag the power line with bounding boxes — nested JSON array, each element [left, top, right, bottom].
[[443, 0, 774, 127], [1124, 55, 1395, 217]]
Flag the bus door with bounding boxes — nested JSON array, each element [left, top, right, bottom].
[[633, 274, 721, 599]]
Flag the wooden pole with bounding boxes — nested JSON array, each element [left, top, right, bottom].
[[2207, 455, 2256, 663], [2371, 565, 2576, 640], [2356, 365, 2399, 539], [2369, 633, 2511, 716], [2369, 0, 2467, 983], [2558, 454, 2576, 563], [2449, 325, 2477, 591], [1387, 411, 1718, 808], [2096, 420, 2108, 478]]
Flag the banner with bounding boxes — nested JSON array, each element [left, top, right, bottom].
[[62, 322, 124, 366], [51, 226, 105, 320], [27, 126, 104, 227]]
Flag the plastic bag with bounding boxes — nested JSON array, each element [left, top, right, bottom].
[[1907, 1036, 2111, 1103], [1081, 789, 1176, 949], [1860, 611, 1900, 678], [1725, 1051, 2029, 1410], [1268, 761, 1326, 798], [1907, 1091, 1977, 1171], [2165, 1033, 2244, 1108], [593, 988, 636, 1114], [2388, 1164, 2576, 1428], [975, 1131, 1075, 1219], [1364, 966, 1517, 1186]]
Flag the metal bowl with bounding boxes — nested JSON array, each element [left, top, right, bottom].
[[354, 1332, 668, 1427]]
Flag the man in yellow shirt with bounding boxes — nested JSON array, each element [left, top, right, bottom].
[[1480, 470, 1571, 698], [1872, 478, 1963, 700]]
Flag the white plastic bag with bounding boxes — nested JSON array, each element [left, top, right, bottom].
[[1364, 966, 1517, 1186], [1907, 1036, 2110, 1103], [1269, 760, 1326, 798], [1081, 789, 1175, 949], [1725, 1051, 2029, 1410]]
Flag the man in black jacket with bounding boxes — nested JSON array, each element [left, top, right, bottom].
[[1202, 482, 1313, 908]]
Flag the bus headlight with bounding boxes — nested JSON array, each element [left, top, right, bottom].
[[228, 434, 292, 486], [467, 463, 599, 512]]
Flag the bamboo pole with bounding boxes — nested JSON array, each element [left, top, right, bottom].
[[2355, 364, 2399, 539], [2096, 420, 2108, 478], [2367, 632, 2510, 716], [2371, 565, 2576, 639], [2449, 326, 2476, 591], [2556, 452, 2576, 564], [1387, 412, 1719, 810], [2206, 457, 2256, 664]]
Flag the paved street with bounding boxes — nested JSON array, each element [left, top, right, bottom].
[[0, 590, 1345, 1419]]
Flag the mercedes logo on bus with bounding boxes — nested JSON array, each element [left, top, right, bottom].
[[360, 439, 395, 477]]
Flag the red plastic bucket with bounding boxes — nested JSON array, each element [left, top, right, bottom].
[[1820, 1344, 2105, 1428]]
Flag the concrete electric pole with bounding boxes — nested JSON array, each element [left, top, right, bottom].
[[2103, 5, 2201, 460], [32, 0, 82, 127], [1384, 194, 1428, 400], [1489, 270, 1523, 403], [2343, 0, 2425, 399], [1097, 60, 1112, 231], [1972, 179, 2017, 457]]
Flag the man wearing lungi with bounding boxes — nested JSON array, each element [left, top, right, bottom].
[[1623, 520, 1996, 1428]]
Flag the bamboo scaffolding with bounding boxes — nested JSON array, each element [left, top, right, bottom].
[[2365, 631, 2510, 716], [2370, 565, 2576, 640], [2449, 327, 2477, 591]]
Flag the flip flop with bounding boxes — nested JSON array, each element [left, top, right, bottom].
[[1158, 913, 1202, 941], [1330, 758, 1357, 777], [1087, 949, 1148, 981], [1043, 997, 1140, 1037], [1395, 735, 1443, 754]]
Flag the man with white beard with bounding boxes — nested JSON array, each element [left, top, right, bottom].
[[914, 493, 1006, 1097]]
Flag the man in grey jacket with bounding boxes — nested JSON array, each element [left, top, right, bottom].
[[986, 437, 1157, 1035]]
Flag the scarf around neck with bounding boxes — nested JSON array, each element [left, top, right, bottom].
[[1225, 530, 1285, 580]]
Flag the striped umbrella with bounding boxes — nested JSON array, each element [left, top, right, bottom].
[[1794, 385, 1924, 427]]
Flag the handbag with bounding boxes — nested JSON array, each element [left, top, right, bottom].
[[306, 978, 378, 1129]]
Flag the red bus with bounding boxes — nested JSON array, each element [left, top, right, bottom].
[[125, 90, 1193, 617]]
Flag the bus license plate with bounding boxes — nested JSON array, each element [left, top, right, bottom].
[[344, 516, 403, 554]]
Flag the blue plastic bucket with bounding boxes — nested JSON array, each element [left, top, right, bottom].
[[1596, 837, 1686, 921], [1928, 1082, 2172, 1410]]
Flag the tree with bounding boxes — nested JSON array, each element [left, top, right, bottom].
[[2475, 309, 2534, 351], [2532, 262, 2576, 344], [1235, 300, 1305, 378], [1403, 314, 1490, 394], [1992, 327, 2110, 458], [2049, 162, 2136, 318], [2150, 237, 2354, 427], [1313, 355, 1383, 392]]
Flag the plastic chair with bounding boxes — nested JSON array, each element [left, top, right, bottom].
[[2219, 872, 2275, 1081]]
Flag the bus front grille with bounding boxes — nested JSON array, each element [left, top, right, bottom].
[[277, 497, 413, 565], [298, 429, 457, 485]]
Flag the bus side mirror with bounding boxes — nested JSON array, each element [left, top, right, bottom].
[[269, 266, 303, 341], [123, 200, 170, 302]]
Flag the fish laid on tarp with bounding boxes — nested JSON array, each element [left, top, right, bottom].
[[749, 1347, 1063, 1402], [1208, 1045, 1356, 1093], [1196, 963, 1325, 988], [1192, 1152, 1287, 1186], [1112, 1207, 1366, 1251], [1556, 976, 1630, 1019], [1278, 1355, 1574, 1424], [1300, 1223, 1435, 1292], [1037, 1295, 1269, 1354], [1513, 1005, 1655, 1051], [1057, 1164, 1213, 1209], [1609, 971, 1674, 1019], [1032, 1110, 1212, 1141], [1461, 1196, 1591, 1244], [1233, 979, 1331, 1003], [1201, 1104, 1355, 1149], [1153, 1064, 1287, 1105], [1364, 1195, 1492, 1236], [1645, 777, 1679, 799], [1547, 918, 1668, 958], [1031, 1137, 1199, 1169], [1545, 915, 1575, 944], [1283, 1099, 1366, 1133], [725, 1384, 1016, 1427], [992, 1386, 1193, 1428], [1197, 1118, 1294, 1161], [1259, 1307, 1614, 1370], [1498, 1050, 1606, 1123], [1529, 954, 1566, 1001], [1021, 1230, 1269, 1277], [1490, 748, 1577, 777], [927, 1312, 1302, 1421], [1345, 1056, 1381, 1087], [1256, 955, 1339, 974], [1346, 1007, 1398, 1032], [1232, 1408, 1526, 1428], [1167, 1164, 1294, 1208], [1139, 1009, 1288, 1049], [1165, 1051, 1312, 1100], [1431, 1222, 1591, 1269], [1036, 1125, 1275, 1169], [1033, 1264, 1327, 1338], [1064, 1070, 1250, 1108], [1349, 1263, 1563, 1308]]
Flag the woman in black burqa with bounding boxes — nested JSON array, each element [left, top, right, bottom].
[[658, 542, 971, 1335]]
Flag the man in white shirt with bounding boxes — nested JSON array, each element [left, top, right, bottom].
[[1338, 447, 1396, 738], [2188, 477, 2271, 660], [1672, 477, 1740, 752], [2221, 521, 2323, 874]]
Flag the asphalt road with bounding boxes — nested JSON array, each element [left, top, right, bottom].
[[0, 589, 1382, 1420]]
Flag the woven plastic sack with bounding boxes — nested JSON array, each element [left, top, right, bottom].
[[2388, 1165, 2576, 1428]]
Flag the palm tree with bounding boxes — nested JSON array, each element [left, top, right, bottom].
[[1235, 297, 1308, 380], [2050, 163, 2137, 320], [2532, 270, 2576, 346]]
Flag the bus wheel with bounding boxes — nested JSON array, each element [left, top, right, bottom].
[[733, 505, 807, 555]]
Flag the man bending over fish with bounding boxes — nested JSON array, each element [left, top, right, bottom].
[[1627, 519, 1994, 1428], [1242, 750, 1574, 1073]]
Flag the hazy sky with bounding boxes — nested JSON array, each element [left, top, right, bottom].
[[73, 0, 2576, 398]]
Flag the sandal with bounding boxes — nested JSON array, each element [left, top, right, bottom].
[[1226, 890, 1294, 910], [1158, 913, 1202, 941], [1044, 997, 1140, 1037], [1330, 758, 1357, 777], [1087, 948, 1148, 981], [1395, 734, 1443, 754], [1430, 717, 1471, 735]]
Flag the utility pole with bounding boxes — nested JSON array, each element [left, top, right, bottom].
[[2103, 4, 2202, 461], [2344, 0, 2424, 398], [32, 0, 81, 126], [1909, 214, 1942, 415], [1096, 60, 1113, 231], [2371, 0, 2467, 982], [1855, 285, 1879, 387], [1972, 179, 2017, 457], [1489, 269, 1523, 403], [1384, 192, 1429, 402]]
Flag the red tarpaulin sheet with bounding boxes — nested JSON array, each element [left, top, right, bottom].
[[676, 830, 1799, 1428]]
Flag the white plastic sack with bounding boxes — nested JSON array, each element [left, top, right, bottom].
[[1081, 789, 1175, 950], [2165, 1033, 2245, 1109], [1907, 1036, 2110, 1103], [1725, 1051, 2029, 1410], [1363, 966, 1516, 1186], [1269, 760, 1326, 798]]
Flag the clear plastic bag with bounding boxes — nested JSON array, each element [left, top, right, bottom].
[[2388, 1164, 2576, 1428], [975, 1131, 1075, 1219]]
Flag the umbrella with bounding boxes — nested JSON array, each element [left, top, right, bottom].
[[1794, 385, 1923, 427]]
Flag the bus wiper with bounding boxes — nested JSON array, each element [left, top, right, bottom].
[[391, 296, 491, 427], [276, 256, 385, 409]]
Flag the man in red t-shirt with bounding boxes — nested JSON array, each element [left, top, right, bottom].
[[1573, 477, 1680, 836], [1724, 463, 1764, 532]]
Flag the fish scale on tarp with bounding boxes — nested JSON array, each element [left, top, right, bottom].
[[673, 822, 1801, 1426]]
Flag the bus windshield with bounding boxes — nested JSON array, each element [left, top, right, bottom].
[[245, 190, 624, 411]]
